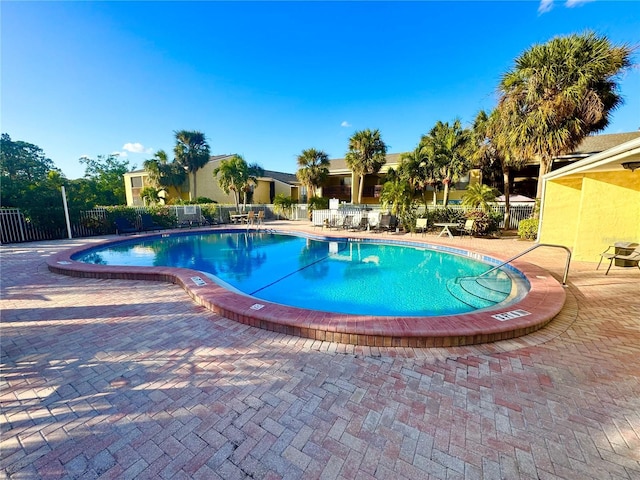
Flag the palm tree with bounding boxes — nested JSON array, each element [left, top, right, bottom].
[[213, 155, 263, 212], [423, 119, 471, 206], [497, 32, 632, 202], [174, 130, 211, 200], [379, 168, 411, 218], [345, 129, 387, 204], [143, 150, 187, 202], [461, 183, 498, 213], [296, 148, 330, 200], [398, 142, 438, 210], [469, 110, 528, 227]]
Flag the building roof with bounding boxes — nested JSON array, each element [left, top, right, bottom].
[[555, 131, 640, 159], [260, 170, 299, 185], [328, 153, 404, 173], [544, 136, 640, 179]]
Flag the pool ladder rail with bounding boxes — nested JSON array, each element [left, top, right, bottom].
[[447, 243, 572, 309]]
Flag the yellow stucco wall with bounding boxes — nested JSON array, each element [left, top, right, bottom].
[[540, 171, 640, 262], [539, 177, 583, 249]]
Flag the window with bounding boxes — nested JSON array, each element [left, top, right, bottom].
[[130, 176, 143, 188]]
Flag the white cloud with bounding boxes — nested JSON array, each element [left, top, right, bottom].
[[122, 142, 153, 154], [340, 121, 351, 128], [538, 0, 554, 13], [565, 0, 593, 7]]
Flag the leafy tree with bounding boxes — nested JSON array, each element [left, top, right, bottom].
[[398, 141, 439, 209], [79, 154, 133, 205], [345, 129, 387, 204], [174, 130, 210, 200], [143, 149, 187, 202], [213, 155, 263, 212], [469, 109, 529, 227], [379, 169, 411, 217], [497, 32, 632, 202], [273, 193, 294, 219], [461, 183, 498, 212], [0, 134, 69, 229], [296, 148, 330, 200], [422, 119, 471, 206]]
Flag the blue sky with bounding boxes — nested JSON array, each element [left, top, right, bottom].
[[2, 1, 639, 180]]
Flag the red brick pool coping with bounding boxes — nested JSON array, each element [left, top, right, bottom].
[[46, 228, 566, 347]]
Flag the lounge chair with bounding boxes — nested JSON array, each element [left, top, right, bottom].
[[415, 218, 428, 235], [256, 210, 265, 226], [140, 213, 162, 232], [597, 242, 640, 275], [114, 217, 138, 235], [460, 219, 475, 237], [375, 214, 393, 233], [340, 215, 354, 230]]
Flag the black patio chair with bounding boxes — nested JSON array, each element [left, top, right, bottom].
[[114, 217, 138, 235], [140, 213, 162, 232]]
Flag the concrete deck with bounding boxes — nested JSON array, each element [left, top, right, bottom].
[[2, 222, 639, 479]]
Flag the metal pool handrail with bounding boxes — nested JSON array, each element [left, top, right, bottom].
[[476, 243, 572, 286]]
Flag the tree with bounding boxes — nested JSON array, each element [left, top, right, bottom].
[[461, 183, 498, 212], [379, 169, 411, 217], [398, 142, 439, 209], [422, 119, 471, 206], [213, 155, 263, 212], [345, 129, 387, 204], [143, 150, 187, 202], [497, 32, 632, 202], [468, 109, 528, 227], [0, 134, 71, 230], [174, 130, 210, 200], [79, 154, 133, 205], [296, 148, 330, 200]]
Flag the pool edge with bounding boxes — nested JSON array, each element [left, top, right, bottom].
[[46, 229, 567, 347]]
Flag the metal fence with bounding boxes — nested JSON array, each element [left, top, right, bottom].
[[1, 202, 533, 244]]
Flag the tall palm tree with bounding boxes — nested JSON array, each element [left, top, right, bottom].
[[497, 32, 632, 202], [174, 130, 211, 200], [296, 148, 330, 200], [423, 119, 471, 206], [345, 129, 387, 204]]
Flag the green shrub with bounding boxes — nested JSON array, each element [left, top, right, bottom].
[[518, 218, 539, 240], [465, 210, 500, 236], [307, 196, 329, 219]]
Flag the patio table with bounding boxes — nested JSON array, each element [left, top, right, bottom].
[[434, 222, 459, 238]]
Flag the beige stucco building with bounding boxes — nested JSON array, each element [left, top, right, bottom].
[[124, 155, 301, 206], [321, 153, 480, 205]]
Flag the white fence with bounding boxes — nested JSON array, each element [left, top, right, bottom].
[[311, 203, 533, 231]]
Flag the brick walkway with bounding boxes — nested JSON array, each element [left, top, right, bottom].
[[2, 225, 639, 479]]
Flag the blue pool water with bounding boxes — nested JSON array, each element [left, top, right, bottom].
[[74, 231, 526, 316]]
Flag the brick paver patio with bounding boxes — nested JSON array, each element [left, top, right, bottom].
[[2, 223, 639, 479]]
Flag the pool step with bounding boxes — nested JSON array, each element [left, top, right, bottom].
[[446, 277, 511, 309]]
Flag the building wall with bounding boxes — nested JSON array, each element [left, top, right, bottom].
[[540, 171, 640, 262], [124, 164, 297, 206]]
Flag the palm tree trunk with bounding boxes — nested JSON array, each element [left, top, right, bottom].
[[534, 155, 554, 217], [191, 172, 197, 200], [443, 181, 450, 207], [503, 165, 511, 229], [358, 175, 365, 204]]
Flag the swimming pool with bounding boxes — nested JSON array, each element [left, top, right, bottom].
[[73, 231, 526, 316], [48, 227, 566, 347]]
